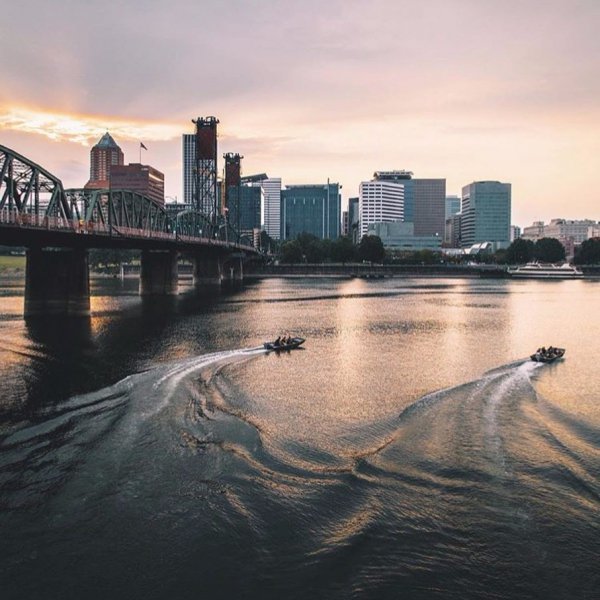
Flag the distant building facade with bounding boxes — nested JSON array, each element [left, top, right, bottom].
[[364, 171, 446, 237], [261, 177, 282, 240], [85, 132, 124, 189], [109, 164, 165, 206], [242, 175, 281, 240], [444, 213, 462, 248], [342, 211, 349, 236], [359, 177, 404, 238], [367, 221, 442, 251], [445, 195, 461, 219], [522, 219, 598, 244], [182, 134, 196, 205], [521, 221, 545, 241], [348, 197, 360, 243], [510, 225, 521, 242], [227, 185, 262, 238], [460, 181, 511, 248], [281, 183, 341, 240], [412, 178, 446, 237]]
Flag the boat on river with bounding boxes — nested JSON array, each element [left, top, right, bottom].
[[530, 347, 565, 363], [508, 262, 583, 279], [264, 337, 305, 351]]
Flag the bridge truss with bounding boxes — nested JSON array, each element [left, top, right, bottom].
[[0, 144, 255, 251]]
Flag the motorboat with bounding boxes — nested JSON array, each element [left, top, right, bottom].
[[264, 337, 305, 351], [508, 262, 583, 279], [530, 347, 565, 363]]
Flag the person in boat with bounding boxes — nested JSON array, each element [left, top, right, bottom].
[[274, 336, 282, 346]]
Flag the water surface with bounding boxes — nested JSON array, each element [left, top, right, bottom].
[[1, 276, 598, 599]]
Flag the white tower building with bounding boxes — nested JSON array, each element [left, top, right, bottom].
[[260, 177, 282, 239], [359, 180, 404, 238]]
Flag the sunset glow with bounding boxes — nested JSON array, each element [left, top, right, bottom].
[[0, 107, 181, 146]]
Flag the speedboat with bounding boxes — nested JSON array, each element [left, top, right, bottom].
[[530, 347, 565, 363], [264, 337, 305, 351], [508, 262, 583, 279]]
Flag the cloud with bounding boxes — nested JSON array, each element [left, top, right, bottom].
[[0, 107, 182, 145]]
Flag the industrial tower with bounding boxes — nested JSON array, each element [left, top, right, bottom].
[[192, 116, 219, 219]]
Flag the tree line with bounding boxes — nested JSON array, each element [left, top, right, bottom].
[[280, 233, 385, 263], [278, 234, 600, 265], [505, 237, 600, 265]]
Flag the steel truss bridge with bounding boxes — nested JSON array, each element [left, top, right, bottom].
[[0, 144, 256, 252]]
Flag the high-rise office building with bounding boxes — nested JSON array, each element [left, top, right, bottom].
[[359, 177, 404, 238], [364, 171, 445, 237], [445, 213, 462, 248], [239, 174, 282, 239], [280, 183, 341, 240], [261, 177, 282, 239], [342, 211, 349, 236], [109, 163, 165, 206], [348, 197, 360, 243], [460, 181, 511, 248], [226, 185, 262, 238], [85, 132, 124, 189], [412, 178, 446, 237], [445, 195, 461, 220], [182, 134, 196, 205]]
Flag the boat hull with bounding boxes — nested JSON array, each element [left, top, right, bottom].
[[510, 273, 583, 279], [530, 348, 565, 363], [264, 337, 305, 351], [508, 263, 583, 279]]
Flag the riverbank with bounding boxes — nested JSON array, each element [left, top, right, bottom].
[[246, 263, 600, 279]]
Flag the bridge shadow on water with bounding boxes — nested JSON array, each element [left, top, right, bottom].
[[0, 283, 248, 427]]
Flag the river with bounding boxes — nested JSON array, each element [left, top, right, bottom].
[[0, 276, 598, 599]]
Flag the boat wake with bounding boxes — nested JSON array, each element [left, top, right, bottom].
[[1, 352, 598, 600], [0, 346, 266, 512]]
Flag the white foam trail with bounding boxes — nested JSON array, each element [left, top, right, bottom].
[[1, 346, 267, 448]]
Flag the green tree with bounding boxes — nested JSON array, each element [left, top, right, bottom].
[[331, 236, 356, 263], [493, 248, 508, 264], [534, 237, 566, 263], [280, 240, 303, 263], [358, 235, 385, 263], [506, 238, 535, 264], [320, 239, 334, 263], [575, 238, 600, 265]]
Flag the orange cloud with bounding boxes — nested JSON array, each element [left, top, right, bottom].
[[0, 106, 182, 145]]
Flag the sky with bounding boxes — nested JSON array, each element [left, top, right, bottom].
[[1, 0, 599, 227]]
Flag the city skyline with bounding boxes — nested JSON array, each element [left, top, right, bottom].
[[1, 0, 599, 227]]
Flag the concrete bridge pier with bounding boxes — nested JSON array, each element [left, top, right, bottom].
[[25, 247, 91, 317], [223, 257, 244, 286], [140, 250, 178, 296], [192, 255, 223, 291]]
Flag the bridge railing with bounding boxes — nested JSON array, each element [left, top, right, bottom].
[[111, 225, 175, 240], [1, 205, 258, 251], [0, 207, 111, 234]]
